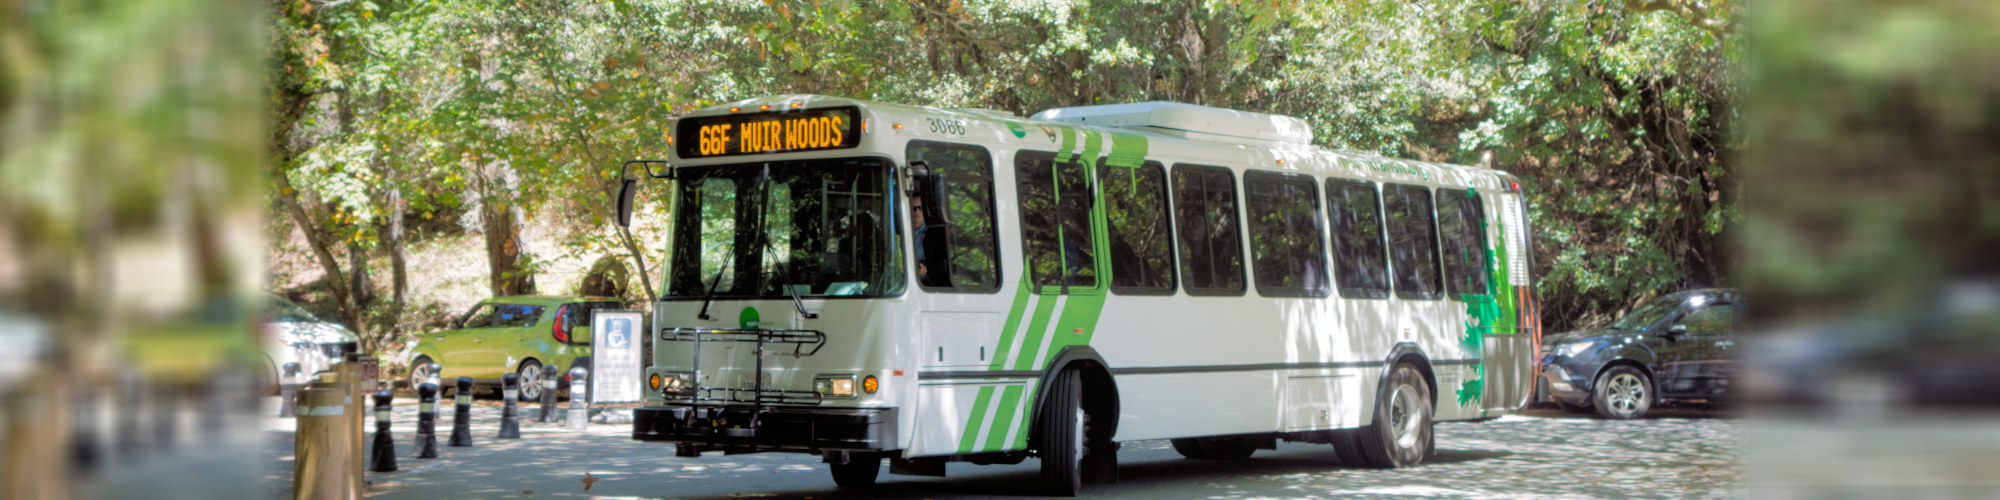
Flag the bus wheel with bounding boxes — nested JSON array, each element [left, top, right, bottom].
[[1329, 429, 1368, 465], [1358, 363, 1433, 468], [1040, 368, 1083, 497], [1169, 437, 1207, 459], [829, 455, 881, 488], [1172, 436, 1255, 460]]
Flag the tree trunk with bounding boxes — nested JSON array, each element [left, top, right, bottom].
[[615, 224, 655, 300], [384, 179, 408, 334], [573, 130, 655, 301], [483, 200, 536, 296], [477, 161, 536, 297], [348, 238, 374, 307], [273, 168, 364, 337]]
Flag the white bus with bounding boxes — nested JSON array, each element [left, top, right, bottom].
[[616, 95, 1541, 496]]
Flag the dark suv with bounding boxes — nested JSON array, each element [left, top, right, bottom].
[[1536, 289, 1741, 419]]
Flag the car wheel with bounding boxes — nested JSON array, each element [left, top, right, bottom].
[[1593, 365, 1654, 420], [828, 455, 881, 488], [409, 355, 436, 391], [517, 359, 544, 401], [1357, 363, 1433, 468]]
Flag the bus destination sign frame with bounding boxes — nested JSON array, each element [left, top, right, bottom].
[[676, 106, 861, 159]]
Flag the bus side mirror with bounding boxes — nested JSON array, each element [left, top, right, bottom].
[[906, 161, 950, 226], [615, 177, 638, 227], [920, 173, 951, 226]]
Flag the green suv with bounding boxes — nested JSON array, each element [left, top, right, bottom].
[[407, 296, 625, 399]]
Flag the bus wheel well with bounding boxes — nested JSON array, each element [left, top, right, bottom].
[[1029, 349, 1120, 452], [1387, 350, 1439, 411]]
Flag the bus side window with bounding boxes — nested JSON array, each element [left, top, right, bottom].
[[1326, 178, 1391, 299], [1098, 159, 1175, 295], [1436, 188, 1490, 299], [908, 140, 1001, 293], [1244, 170, 1329, 298], [1170, 164, 1246, 296], [1015, 151, 1097, 292], [1384, 183, 1443, 300]]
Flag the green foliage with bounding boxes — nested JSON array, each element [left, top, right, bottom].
[[269, 0, 1741, 334]]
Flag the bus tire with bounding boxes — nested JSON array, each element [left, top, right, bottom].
[[1329, 429, 1368, 465], [1039, 368, 1083, 497], [829, 455, 881, 488], [1169, 437, 1207, 459], [1358, 363, 1433, 468], [1196, 437, 1256, 460]]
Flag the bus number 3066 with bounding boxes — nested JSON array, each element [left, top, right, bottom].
[[925, 117, 966, 135]]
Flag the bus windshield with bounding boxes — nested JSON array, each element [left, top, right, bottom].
[[665, 157, 905, 299]]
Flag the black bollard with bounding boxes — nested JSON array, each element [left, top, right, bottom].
[[447, 376, 474, 447], [154, 383, 177, 451], [498, 373, 521, 439], [71, 383, 100, 473], [537, 365, 558, 423], [116, 371, 143, 455], [278, 362, 301, 418], [412, 383, 439, 459], [370, 389, 397, 472]]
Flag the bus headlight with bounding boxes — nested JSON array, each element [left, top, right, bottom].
[[655, 372, 694, 396], [815, 375, 858, 399]]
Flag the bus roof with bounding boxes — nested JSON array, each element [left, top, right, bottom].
[[676, 95, 1513, 190]]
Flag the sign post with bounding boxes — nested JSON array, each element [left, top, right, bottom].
[[589, 310, 645, 406]]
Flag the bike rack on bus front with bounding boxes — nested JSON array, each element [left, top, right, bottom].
[[657, 326, 827, 408]]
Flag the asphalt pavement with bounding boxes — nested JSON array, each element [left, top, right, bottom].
[[257, 399, 1739, 499]]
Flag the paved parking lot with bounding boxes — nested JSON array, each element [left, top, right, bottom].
[[256, 399, 1739, 499]]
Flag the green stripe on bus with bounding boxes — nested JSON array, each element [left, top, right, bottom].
[[1011, 386, 1038, 449], [989, 278, 1035, 371], [988, 385, 1026, 451], [1010, 286, 1060, 370], [958, 385, 996, 453], [970, 127, 1149, 454]]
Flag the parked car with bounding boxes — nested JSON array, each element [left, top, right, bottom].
[[1536, 289, 1742, 419], [261, 294, 361, 392], [406, 295, 624, 399]]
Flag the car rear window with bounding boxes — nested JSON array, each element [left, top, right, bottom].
[[564, 301, 626, 328]]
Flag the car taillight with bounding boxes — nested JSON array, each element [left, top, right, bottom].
[[552, 305, 570, 343]]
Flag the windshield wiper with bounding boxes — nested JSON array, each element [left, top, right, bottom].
[[696, 256, 729, 321], [752, 164, 818, 320]]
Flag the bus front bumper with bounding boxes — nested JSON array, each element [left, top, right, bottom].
[[632, 404, 898, 455]]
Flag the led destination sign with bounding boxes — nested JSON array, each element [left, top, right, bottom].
[[676, 106, 861, 159]]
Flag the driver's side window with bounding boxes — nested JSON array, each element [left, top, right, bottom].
[[460, 304, 499, 329], [1678, 305, 1735, 335]]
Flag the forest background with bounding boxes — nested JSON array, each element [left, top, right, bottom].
[[6, 0, 1997, 496], [264, 0, 1744, 359]]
